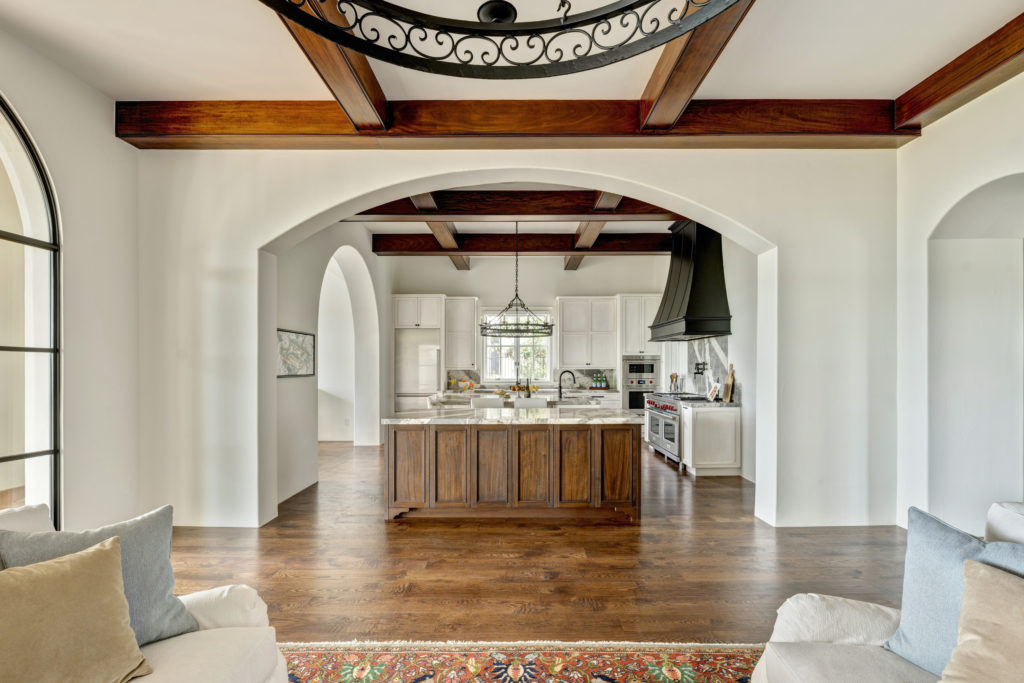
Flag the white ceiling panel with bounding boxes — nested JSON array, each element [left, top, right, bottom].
[[0, 0, 1019, 101], [696, 0, 1024, 99]]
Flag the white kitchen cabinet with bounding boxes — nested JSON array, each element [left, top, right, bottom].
[[679, 406, 741, 477], [394, 295, 444, 329], [444, 297, 478, 369], [556, 297, 618, 368], [618, 294, 663, 356]]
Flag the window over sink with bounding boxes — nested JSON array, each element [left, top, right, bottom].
[[482, 309, 552, 384]]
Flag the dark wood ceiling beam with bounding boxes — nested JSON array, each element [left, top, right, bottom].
[[347, 191, 679, 222], [895, 12, 1024, 128], [115, 99, 920, 149], [565, 192, 623, 270], [410, 193, 470, 270], [373, 233, 672, 256], [279, 1, 388, 130], [641, 0, 757, 129]]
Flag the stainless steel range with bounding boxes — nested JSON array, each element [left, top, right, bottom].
[[644, 392, 707, 464]]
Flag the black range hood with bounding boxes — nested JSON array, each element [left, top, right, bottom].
[[649, 221, 731, 342]]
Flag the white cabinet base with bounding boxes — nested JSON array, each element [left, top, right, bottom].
[[679, 405, 741, 478]]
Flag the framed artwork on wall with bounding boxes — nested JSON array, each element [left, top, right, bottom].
[[277, 329, 315, 377]]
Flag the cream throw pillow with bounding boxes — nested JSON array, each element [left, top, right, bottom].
[[941, 559, 1024, 681], [0, 537, 153, 682]]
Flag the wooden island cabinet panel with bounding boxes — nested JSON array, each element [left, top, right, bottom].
[[513, 425, 553, 507], [554, 425, 592, 506], [595, 425, 639, 508], [388, 425, 427, 510], [386, 420, 640, 521], [428, 426, 470, 507], [471, 425, 511, 506]]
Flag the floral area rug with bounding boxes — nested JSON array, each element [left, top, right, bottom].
[[280, 641, 763, 683]]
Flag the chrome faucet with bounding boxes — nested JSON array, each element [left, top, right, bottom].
[[558, 370, 576, 401]]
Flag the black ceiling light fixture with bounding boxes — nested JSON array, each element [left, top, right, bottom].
[[258, 0, 741, 79], [479, 223, 554, 339]]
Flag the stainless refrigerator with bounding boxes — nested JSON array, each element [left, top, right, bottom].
[[394, 328, 442, 412]]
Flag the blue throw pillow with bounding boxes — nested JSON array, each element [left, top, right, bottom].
[[885, 507, 1024, 675]]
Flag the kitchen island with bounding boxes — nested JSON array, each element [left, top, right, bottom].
[[382, 408, 644, 523]]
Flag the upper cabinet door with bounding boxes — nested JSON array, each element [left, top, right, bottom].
[[445, 298, 477, 333], [621, 296, 644, 355], [590, 298, 616, 334], [589, 332, 618, 368], [560, 333, 589, 368], [642, 295, 662, 355], [418, 297, 443, 328], [559, 299, 590, 333], [395, 298, 421, 328]]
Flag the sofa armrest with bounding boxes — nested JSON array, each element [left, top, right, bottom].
[[769, 593, 900, 646], [179, 584, 270, 630]]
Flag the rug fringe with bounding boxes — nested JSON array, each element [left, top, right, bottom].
[[278, 640, 764, 648]]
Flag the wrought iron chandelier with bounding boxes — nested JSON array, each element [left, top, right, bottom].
[[259, 0, 741, 79], [480, 223, 554, 339]]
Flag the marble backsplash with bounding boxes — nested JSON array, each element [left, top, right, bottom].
[[664, 336, 734, 399]]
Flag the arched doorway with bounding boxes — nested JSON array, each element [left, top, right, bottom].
[[318, 245, 381, 446], [927, 173, 1024, 534], [260, 167, 777, 525]]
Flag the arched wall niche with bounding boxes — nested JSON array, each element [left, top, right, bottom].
[[927, 172, 1024, 534]]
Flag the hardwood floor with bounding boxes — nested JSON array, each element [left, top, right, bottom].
[[171, 442, 906, 643]]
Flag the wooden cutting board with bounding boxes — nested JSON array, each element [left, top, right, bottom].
[[723, 364, 735, 403]]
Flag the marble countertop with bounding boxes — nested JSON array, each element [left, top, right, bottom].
[[382, 407, 646, 425]]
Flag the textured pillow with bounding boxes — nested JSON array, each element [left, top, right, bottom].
[[0, 537, 152, 682], [885, 507, 1024, 676], [0, 505, 197, 645], [940, 560, 1024, 681], [0, 503, 55, 532], [984, 501, 1024, 544]]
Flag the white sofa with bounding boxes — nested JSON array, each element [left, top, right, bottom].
[[752, 502, 1024, 682], [0, 505, 287, 683]]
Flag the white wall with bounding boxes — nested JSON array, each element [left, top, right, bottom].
[[135, 149, 896, 527], [318, 259, 355, 442], [0, 26, 139, 530], [270, 225, 387, 510], [928, 239, 1024, 534], [723, 239, 758, 483], [897, 71, 1024, 526]]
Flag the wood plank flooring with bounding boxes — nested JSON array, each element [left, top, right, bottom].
[[170, 442, 906, 643]]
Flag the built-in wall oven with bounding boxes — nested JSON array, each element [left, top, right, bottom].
[[622, 355, 660, 409]]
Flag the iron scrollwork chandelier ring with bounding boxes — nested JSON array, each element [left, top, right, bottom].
[[258, 0, 742, 79]]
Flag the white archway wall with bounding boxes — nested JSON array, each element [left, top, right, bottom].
[[896, 70, 1024, 526], [271, 225, 387, 509], [137, 148, 897, 527], [318, 259, 356, 442]]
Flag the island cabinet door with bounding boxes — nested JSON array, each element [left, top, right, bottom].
[[470, 425, 512, 507], [428, 425, 470, 508], [512, 425, 553, 507], [593, 425, 639, 507], [389, 425, 428, 508], [553, 425, 593, 507]]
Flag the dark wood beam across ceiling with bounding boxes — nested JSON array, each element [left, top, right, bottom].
[[564, 192, 623, 270], [115, 99, 919, 149], [895, 11, 1024, 128], [373, 232, 672, 256], [278, 0, 388, 130], [409, 193, 470, 271], [641, 0, 756, 129], [346, 191, 680, 222]]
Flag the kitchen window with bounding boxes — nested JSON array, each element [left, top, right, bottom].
[[482, 310, 552, 383], [0, 95, 61, 527]]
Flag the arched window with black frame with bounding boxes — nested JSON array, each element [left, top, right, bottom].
[[0, 95, 61, 527]]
